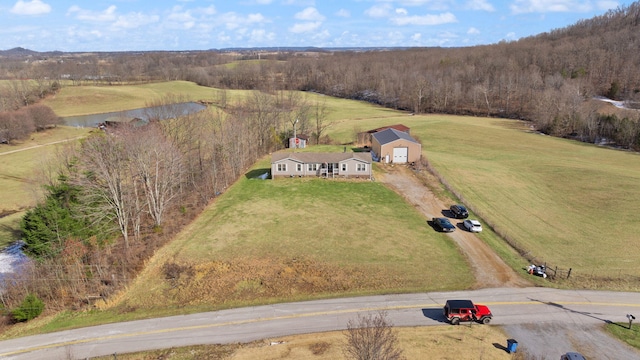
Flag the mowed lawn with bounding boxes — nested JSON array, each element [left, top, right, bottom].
[[384, 115, 640, 280], [114, 157, 472, 311], [43, 81, 222, 117]]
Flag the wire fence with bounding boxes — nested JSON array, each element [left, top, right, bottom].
[[420, 157, 640, 287]]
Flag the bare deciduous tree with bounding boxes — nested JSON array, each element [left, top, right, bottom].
[[311, 99, 331, 145], [25, 104, 62, 130], [343, 311, 405, 360], [74, 133, 135, 248], [127, 123, 184, 228]]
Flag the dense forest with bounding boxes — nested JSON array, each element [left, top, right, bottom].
[[1, 2, 639, 323]]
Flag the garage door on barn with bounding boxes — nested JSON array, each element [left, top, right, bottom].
[[393, 147, 408, 163], [371, 127, 422, 164]]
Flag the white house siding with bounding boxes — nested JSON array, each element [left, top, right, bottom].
[[271, 152, 372, 179]]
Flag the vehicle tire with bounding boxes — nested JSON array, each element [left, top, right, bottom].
[[481, 317, 491, 324], [450, 317, 460, 325]]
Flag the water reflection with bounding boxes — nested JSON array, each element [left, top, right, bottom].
[[0, 241, 27, 284], [62, 102, 207, 128]]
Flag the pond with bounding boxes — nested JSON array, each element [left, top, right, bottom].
[[1, 102, 209, 282], [0, 241, 27, 285], [62, 102, 207, 128]]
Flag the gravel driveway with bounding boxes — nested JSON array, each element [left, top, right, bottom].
[[376, 163, 640, 359]]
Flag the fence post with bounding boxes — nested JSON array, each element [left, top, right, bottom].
[[567, 268, 572, 279]]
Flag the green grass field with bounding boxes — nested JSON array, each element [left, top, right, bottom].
[[2, 81, 640, 342], [114, 155, 472, 310], [6, 81, 640, 282], [384, 115, 640, 281], [0, 126, 93, 247], [42, 81, 222, 117]]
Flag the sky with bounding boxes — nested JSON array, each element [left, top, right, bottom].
[[0, 0, 635, 52]]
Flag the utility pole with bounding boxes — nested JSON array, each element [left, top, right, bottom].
[[293, 118, 299, 149]]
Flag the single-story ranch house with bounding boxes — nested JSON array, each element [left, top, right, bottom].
[[371, 128, 422, 164], [271, 152, 372, 179]]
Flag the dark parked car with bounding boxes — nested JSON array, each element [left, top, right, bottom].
[[432, 217, 456, 232], [560, 353, 586, 360], [450, 204, 469, 219]]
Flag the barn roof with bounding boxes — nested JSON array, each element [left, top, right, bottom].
[[372, 128, 419, 145], [368, 124, 410, 134]]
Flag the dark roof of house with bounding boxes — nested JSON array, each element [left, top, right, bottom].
[[272, 152, 372, 164], [291, 134, 309, 140], [372, 127, 419, 145], [368, 124, 410, 134]]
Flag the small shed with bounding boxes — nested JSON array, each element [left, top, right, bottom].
[[371, 128, 421, 164], [288, 134, 308, 149]]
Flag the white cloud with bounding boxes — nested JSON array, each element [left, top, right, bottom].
[[336, 9, 350, 17], [466, 0, 496, 11], [467, 27, 480, 34], [113, 12, 160, 29], [295, 7, 325, 21], [411, 33, 422, 41], [248, 29, 275, 43], [510, 0, 592, 14], [396, 8, 408, 16], [396, 0, 438, 5], [289, 21, 322, 33], [391, 12, 457, 25], [365, 4, 393, 18], [387, 31, 405, 44], [10, 0, 51, 15], [282, 0, 315, 5], [199, 6, 216, 15], [221, 12, 268, 30], [311, 29, 330, 41], [596, 0, 619, 10], [68, 5, 117, 22], [255, 0, 273, 4]]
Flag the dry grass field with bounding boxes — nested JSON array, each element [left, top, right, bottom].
[[91, 325, 518, 360]]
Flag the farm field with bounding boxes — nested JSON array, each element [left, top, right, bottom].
[[2, 81, 639, 335], [0, 126, 92, 248], [106, 155, 472, 311], [42, 81, 221, 117], [349, 115, 640, 285]]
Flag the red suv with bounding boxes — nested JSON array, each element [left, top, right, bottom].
[[443, 299, 492, 325]]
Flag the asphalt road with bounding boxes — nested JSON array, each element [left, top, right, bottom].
[[1, 287, 639, 359]]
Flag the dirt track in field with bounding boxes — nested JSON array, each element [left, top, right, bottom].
[[376, 164, 531, 289]]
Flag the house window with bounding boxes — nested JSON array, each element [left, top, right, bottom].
[[307, 163, 318, 171], [357, 163, 367, 172], [277, 163, 287, 172], [341, 163, 347, 172], [296, 163, 302, 172]]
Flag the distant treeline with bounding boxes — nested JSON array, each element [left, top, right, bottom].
[[1, 2, 640, 148]]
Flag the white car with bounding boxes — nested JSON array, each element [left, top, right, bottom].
[[463, 219, 482, 232]]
